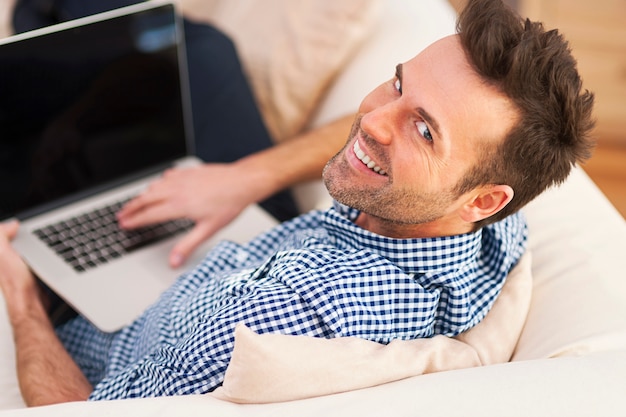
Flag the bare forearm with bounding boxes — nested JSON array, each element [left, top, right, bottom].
[[234, 114, 353, 202], [1, 221, 92, 405], [8, 294, 92, 406]]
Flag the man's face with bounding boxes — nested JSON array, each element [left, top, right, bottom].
[[323, 35, 518, 238]]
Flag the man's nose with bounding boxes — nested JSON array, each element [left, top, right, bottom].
[[359, 102, 400, 146]]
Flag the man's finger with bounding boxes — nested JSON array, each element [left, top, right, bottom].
[[169, 223, 220, 268], [117, 190, 162, 219], [118, 202, 178, 230], [117, 176, 174, 219], [0, 220, 20, 241]]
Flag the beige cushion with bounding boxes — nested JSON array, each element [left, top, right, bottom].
[[176, 0, 382, 142], [0, 0, 15, 39], [212, 251, 532, 404]]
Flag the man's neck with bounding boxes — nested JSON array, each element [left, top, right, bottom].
[[354, 212, 475, 239]]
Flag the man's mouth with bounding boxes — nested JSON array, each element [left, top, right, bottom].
[[353, 140, 386, 175]]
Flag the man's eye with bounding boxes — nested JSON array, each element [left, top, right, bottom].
[[417, 121, 433, 142], [394, 78, 402, 94]]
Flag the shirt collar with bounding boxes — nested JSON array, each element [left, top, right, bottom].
[[323, 201, 482, 275]]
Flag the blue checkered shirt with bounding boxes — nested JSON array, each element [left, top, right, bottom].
[[56, 202, 527, 400]]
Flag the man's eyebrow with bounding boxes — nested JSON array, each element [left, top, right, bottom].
[[395, 63, 403, 83]]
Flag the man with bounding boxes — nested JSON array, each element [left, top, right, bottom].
[[0, 0, 594, 405]]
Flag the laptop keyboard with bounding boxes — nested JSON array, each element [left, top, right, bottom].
[[33, 198, 194, 273]]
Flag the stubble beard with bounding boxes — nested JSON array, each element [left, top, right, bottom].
[[323, 143, 456, 227]]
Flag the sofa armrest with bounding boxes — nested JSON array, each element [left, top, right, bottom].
[[3, 350, 625, 417]]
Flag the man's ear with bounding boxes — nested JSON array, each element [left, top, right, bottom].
[[460, 185, 514, 223]]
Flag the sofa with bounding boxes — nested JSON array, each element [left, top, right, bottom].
[[1, 0, 626, 415]]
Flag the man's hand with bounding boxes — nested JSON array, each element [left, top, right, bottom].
[[117, 163, 261, 268], [0, 220, 40, 320]]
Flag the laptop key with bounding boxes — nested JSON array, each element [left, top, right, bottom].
[[33, 198, 194, 273]]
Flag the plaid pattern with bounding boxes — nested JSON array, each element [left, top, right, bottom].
[[56, 202, 527, 400]]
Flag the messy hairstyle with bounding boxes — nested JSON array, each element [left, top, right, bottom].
[[454, 0, 595, 229]]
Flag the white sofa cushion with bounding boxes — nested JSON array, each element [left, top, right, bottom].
[[514, 167, 626, 360]]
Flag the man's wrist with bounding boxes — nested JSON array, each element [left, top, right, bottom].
[[232, 154, 288, 203], [4, 282, 48, 328]]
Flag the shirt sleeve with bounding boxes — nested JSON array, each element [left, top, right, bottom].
[[88, 329, 231, 400]]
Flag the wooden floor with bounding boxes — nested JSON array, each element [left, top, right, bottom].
[[582, 142, 626, 219]]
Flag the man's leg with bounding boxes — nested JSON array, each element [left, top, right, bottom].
[[181, 20, 299, 221]]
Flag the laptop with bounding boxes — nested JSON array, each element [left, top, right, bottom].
[[0, 1, 278, 332]]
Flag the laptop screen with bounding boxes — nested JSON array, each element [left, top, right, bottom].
[[0, 3, 192, 220]]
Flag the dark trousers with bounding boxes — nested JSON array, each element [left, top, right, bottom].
[[13, 0, 299, 221]]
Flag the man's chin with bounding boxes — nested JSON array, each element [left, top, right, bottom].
[[325, 186, 367, 213]]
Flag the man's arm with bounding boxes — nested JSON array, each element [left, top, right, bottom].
[[117, 114, 353, 267], [0, 221, 92, 406]]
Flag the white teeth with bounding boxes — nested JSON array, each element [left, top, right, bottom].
[[353, 141, 386, 176]]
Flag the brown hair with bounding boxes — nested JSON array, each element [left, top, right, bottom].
[[454, 0, 595, 229]]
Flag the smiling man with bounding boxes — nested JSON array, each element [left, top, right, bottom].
[[0, 0, 594, 405]]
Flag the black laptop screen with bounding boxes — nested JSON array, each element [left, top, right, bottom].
[[0, 4, 191, 220]]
